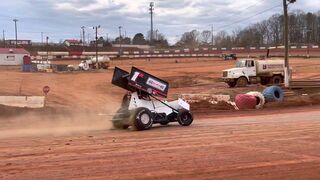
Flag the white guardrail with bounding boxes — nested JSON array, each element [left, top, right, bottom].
[[34, 46, 320, 59], [0, 96, 45, 108]]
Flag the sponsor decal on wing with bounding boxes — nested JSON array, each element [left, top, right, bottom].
[[146, 77, 167, 91]]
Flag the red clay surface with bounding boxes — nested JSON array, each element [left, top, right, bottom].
[[1, 109, 320, 179], [0, 57, 319, 179], [0, 57, 319, 112]]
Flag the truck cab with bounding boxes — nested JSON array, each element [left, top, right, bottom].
[[222, 59, 257, 87], [236, 59, 256, 77]]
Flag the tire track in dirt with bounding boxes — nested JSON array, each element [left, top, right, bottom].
[[1, 110, 320, 179]]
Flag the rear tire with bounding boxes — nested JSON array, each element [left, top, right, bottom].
[[112, 120, 129, 129], [270, 75, 283, 85], [177, 110, 193, 126], [236, 77, 248, 87], [130, 107, 153, 131], [112, 108, 130, 129]]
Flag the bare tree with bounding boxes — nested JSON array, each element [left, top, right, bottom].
[[200, 30, 212, 45], [176, 30, 200, 48], [154, 32, 169, 48]]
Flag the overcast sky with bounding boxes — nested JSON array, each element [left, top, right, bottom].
[[0, 0, 319, 44]]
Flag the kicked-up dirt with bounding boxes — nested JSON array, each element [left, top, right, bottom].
[[0, 107, 320, 179]]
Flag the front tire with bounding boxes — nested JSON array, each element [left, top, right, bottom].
[[227, 82, 236, 88], [130, 107, 153, 131], [177, 110, 193, 126], [236, 77, 248, 87]]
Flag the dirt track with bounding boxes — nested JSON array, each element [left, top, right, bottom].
[[1, 108, 320, 179], [1, 57, 320, 179]]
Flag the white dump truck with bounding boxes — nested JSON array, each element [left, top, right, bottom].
[[222, 59, 285, 87], [78, 56, 110, 70]]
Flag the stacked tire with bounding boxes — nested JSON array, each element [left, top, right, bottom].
[[235, 94, 257, 110], [246, 91, 265, 109], [263, 86, 284, 102]]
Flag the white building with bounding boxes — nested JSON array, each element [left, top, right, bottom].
[[0, 48, 30, 65], [64, 39, 81, 46], [112, 44, 152, 50], [5, 39, 32, 45]]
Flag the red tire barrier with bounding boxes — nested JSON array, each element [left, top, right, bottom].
[[235, 94, 257, 110], [246, 91, 265, 109]]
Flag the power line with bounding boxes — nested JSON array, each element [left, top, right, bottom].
[[213, 3, 282, 33], [207, 0, 275, 29], [222, 0, 270, 19], [200, 0, 279, 33]]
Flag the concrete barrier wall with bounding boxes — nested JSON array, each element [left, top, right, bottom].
[[0, 96, 45, 108]]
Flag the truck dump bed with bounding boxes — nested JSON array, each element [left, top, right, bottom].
[[256, 60, 285, 73]]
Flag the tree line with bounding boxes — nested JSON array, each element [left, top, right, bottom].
[[17, 9, 317, 49], [95, 31, 169, 48], [176, 10, 320, 48]]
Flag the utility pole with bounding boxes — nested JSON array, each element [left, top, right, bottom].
[[93, 25, 100, 69], [13, 19, 18, 48], [80, 30, 82, 42], [211, 25, 214, 46], [81, 26, 86, 45], [118, 26, 122, 57], [41, 32, 43, 45], [46, 36, 49, 62], [149, 2, 154, 45], [2, 30, 5, 48], [306, 28, 312, 58], [155, 29, 158, 41], [283, 0, 296, 87]]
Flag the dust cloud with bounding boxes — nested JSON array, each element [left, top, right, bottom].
[[0, 110, 113, 139]]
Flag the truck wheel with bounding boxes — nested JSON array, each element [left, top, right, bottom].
[[177, 110, 193, 126], [130, 107, 153, 131], [227, 82, 236, 88], [271, 75, 283, 85], [260, 77, 269, 85], [236, 77, 248, 87]]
